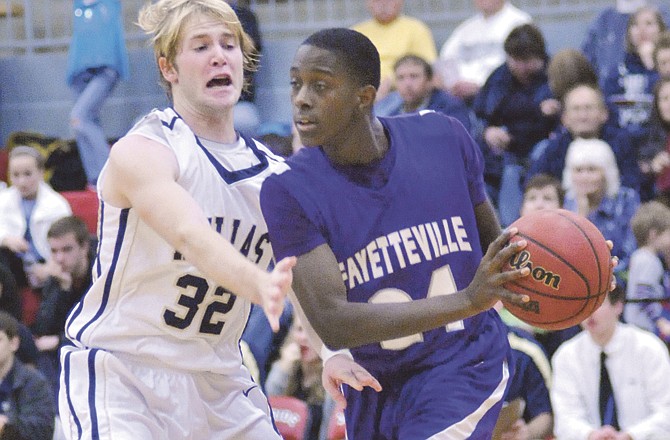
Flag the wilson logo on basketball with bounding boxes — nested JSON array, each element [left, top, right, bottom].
[[509, 250, 561, 290]]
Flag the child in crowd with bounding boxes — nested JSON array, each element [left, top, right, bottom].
[[624, 201, 670, 342], [655, 31, 670, 80], [603, 6, 665, 143], [639, 77, 670, 205]]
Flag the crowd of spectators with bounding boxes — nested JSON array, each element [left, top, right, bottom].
[[2, 1, 670, 439]]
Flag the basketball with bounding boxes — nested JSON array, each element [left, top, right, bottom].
[[502, 209, 612, 330]]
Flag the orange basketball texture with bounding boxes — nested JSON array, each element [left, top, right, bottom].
[[502, 209, 612, 330]]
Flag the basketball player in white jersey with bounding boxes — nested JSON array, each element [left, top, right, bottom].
[[58, 1, 379, 438]]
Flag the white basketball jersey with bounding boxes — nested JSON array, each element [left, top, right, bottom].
[[64, 108, 288, 374]]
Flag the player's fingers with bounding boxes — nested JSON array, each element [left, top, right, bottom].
[[605, 240, 614, 251], [497, 288, 530, 306], [490, 239, 527, 271], [485, 227, 518, 259], [351, 369, 382, 392], [323, 378, 347, 408]]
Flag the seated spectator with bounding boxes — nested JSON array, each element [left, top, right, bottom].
[[624, 201, 670, 342], [0, 147, 72, 289], [436, 0, 531, 103], [352, 0, 437, 101], [500, 325, 553, 440], [32, 216, 95, 404], [602, 5, 666, 143], [562, 138, 639, 277], [639, 77, 670, 205], [528, 83, 641, 193], [0, 265, 21, 321], [506, 174, 583, 358], [551, 286, 670, 439], [581, 0, 670, 87], [546, 49, 599, 104], [375, 55, 472, 132], [240, 302, 293, 390], [265, 314, 335, 440], [473, 23, 559, 226], [655, 31, 670, 79], [0, 310, 54, 440], [228, 0, 263, 137]]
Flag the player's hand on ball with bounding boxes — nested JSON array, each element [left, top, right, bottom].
[[465, 227, 530, 312], [606, 240, 618, 292], [262, 256, 297, 332]]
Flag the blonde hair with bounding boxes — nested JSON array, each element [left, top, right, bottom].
[[137, 0, 258, 99], [562, 138, 620, 198]]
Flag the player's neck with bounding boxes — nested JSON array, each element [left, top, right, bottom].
[[174, 102, 237, 144], [322, 117, 388, 166]]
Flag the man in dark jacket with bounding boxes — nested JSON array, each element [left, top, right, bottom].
[[0, 310, 54, 440]]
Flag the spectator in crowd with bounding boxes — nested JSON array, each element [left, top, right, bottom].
[[226, 0, 263, 136], [513, 174, 583, 360], [67, 0, 130, 186], [546, 49, 599, 104], [0, 264, 21, 322], [473, 23, 559, 227], [32, 216, 95, 404], [0, 310, 54, 440], [240, 303, 293, 390], [562, 137, 639, 277], [602, 5, 666, 144], [437, 0, 531, 103], [376, 54, 472, 132], [528, 83, 641, 193], [581, 0, 670, 87], [352, 0, 437, 102], [0, 267, 37, 368], [639, 77, 670, 205], [265, 314, 335, 440], [655, 31, 670, 79], [551, 286, 670, 440], [499, 324, 554, 440], [624, 201, 670, 342], [0, 147, 72, 290]]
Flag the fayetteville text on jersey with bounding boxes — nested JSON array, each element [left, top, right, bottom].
[[339, 216, 474, 289]]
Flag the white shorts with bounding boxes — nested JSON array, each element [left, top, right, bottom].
[[59, 346, 281, 440]]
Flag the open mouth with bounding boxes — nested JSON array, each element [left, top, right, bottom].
[[207, 75, 232, 88]]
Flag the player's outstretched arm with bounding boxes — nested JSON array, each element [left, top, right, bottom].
[[103, 135, 295, 329]]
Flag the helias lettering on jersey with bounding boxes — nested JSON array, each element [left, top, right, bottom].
[[339, 216, 472, 289], [173, 216, 272, 267]]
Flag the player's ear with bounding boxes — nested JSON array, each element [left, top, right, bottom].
[[159, 56, 178, 83], [357, 85, 376, 110]]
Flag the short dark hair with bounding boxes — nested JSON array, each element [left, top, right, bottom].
[[47, 215, 91, 246], [504, 24, 547, 60], [0, 310, 20, 340], [523, 173, 565, 206], [608, 283, 625, 305], [301, 28, 381, 89], [393, 54, 433, 81]]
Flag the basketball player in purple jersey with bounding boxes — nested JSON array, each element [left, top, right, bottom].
[[260, 28, 534, 439]]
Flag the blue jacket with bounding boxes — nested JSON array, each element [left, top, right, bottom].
[[528, 125, 641, 192], [66, 0, 129, 84], [0, 359, 55, 440], [386, 89, 473, 133], [473, 63, 558, 158]]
